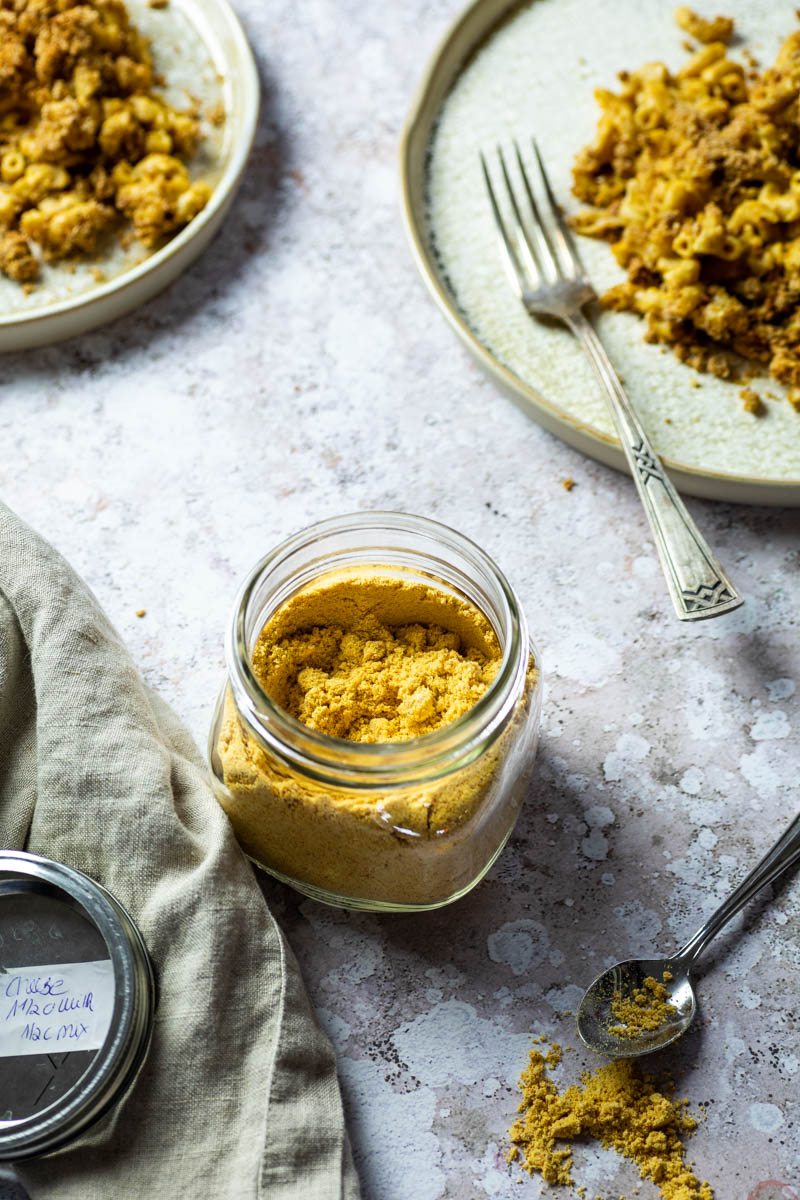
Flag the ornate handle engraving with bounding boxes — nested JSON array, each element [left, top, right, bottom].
[[630, 441, 667, 487], [568, 312, 743, 621]]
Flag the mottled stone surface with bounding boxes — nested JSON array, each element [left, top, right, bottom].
[[1, 0, 799, 1197]]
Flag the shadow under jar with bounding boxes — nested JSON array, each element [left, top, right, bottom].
[[208, 512, 541, 912]]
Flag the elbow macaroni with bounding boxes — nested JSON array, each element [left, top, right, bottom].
[[572, 8, 800, 400], [0, 0, 218, 284]]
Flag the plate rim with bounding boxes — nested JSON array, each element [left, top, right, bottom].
[[398, 0, 800, 506], [0, 0, 260, 336]]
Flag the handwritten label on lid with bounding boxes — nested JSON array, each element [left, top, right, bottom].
[[0, 960, 115, 1058]]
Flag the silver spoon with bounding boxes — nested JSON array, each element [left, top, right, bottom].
[[576, 810, 800, 1057]]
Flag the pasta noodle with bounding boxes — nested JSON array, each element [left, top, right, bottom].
[[0, 0, 214, 285], [572, 8, 800, 406]]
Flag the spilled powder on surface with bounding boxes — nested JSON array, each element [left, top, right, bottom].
[[508, 1042, 713, 1199]]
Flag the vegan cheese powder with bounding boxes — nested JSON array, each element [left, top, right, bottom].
[[250, 571, 501, 742], [214, 568, 538, 906], [609, 973, 678, 1039], [509, 1043, 713, 1200]]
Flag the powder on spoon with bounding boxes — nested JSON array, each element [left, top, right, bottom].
[[608, 972, 679, 1039]]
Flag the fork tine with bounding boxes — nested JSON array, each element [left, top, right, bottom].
[[480, 151, 531, 299], [495, 147, 545, 286], [511, 141, 560, 281], [530, 137, 585, 279]]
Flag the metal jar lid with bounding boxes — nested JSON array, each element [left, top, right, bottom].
[[0, 851, 155, 1161]]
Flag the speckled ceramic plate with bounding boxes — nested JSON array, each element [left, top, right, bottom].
[[0, 0, 259, 350], [400, 0, 800, 506]]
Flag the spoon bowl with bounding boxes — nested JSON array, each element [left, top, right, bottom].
[[576, 958, 695, 1058], [575, 810, 800, 1058]]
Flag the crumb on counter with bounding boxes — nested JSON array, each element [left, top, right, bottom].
[[561, 477, 575, 491], [135, 608, 146, 618]]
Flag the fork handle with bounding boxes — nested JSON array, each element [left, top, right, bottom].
[[567, 310, 743, 621]]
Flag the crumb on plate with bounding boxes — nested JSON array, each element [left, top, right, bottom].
[[206, 101, 226, 127], [740, 387, 764, 414]]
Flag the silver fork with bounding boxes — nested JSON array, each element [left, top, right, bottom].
[[481, 140, 743, 622]]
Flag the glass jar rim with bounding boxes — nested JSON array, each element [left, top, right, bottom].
[[225, 511, 535, 782]]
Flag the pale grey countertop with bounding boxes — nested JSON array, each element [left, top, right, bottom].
[[1, 0, 799, 1197]]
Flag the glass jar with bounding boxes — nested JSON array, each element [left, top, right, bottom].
[[208, 512, 542, 912]]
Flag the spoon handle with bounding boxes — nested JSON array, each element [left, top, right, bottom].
[[675, 810, 800, 968]]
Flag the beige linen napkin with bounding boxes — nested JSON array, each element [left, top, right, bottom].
[[0, 502, 360, 1200]]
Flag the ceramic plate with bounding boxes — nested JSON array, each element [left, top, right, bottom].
[[0, 0, 259, 350], [400, 0, 800, 505]]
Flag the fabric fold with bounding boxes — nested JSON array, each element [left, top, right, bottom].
[[0, 502, 360, 1200]]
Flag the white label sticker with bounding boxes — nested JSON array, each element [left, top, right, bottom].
[[0, 960, 115, 1058]]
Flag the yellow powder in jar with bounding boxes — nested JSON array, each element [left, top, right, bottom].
[[213, 568, 539, 906], [508, 1044, 713, 1200], [251, 576, 501, 743], [608, 973, 679, 1038]]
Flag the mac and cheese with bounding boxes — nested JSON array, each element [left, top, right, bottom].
[[0, 0, 213, 284], [572, 9, 800, 406]]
